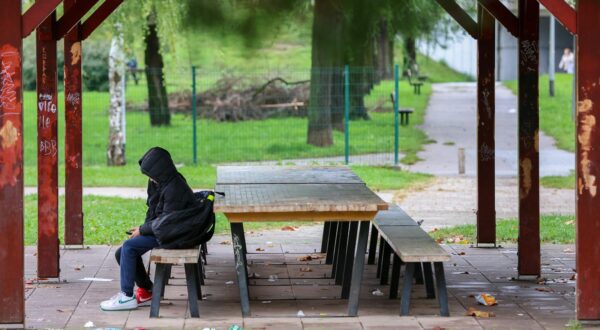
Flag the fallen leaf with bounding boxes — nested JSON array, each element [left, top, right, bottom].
[[281, 226, 297, 231], [300, 267, 312, 272], [220, 241, 231, 245], [570, 274, 577, 281], [256, 247, 265, 252], [458, 252, 466, 256], [465, 307, 495, 318], [298, 254, 322, 261], [536, 277, 547, 285], [535, 287, 552, 292], [430, 228, 439, 232], [564, 220, 575, 225], [563, 248, 574, 253]]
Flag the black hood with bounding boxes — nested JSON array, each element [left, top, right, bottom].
[[139, 147, 178, 184]]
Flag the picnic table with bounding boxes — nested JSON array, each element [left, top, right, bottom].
[[214, 165, 388, 316]]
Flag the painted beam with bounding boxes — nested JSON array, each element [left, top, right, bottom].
[[21, 0, 62, 37], [64, 0, 84, 245], [476, 4, 496, 244], [575, 0, 600, 320], [517, 0, 541, 276], [0, 0, 25, 325], [55, 0, 99, 39], [478, 0, 519, 37], [81, 0, 124, 40], [435, 0, 479, 39], [36, 11, 60, 278], [537, 0, 576, 35]]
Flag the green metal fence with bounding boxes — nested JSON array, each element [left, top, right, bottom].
[[22, 65, 414, 168]]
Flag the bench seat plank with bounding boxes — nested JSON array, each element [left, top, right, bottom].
[[374, 207, 418, 226], [375, 221, 450, 263], [150, 247, 201, 264]]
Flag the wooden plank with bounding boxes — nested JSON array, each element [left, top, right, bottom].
[[216, 166, 364, 184], [150, 247, 200, 264], [373, 207, 418, 226], [224, 211, 377, 223], [214, 184, 388, 213], [377, 226, 450, 262]]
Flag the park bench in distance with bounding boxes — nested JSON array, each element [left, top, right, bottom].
[[389, 92, 414, 126], [368, 205, 451, 316], [406, 69, 424, 95], [148, 245, 206, 318]]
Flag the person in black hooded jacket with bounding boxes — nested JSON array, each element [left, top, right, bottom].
[[100, 147, 196, 311]]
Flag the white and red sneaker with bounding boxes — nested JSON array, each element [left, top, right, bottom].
[[136, 287, 153, 306]]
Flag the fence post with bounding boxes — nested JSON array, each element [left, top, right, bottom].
[[344, 66, 350, 165], [192, 66, 198, 164], [394, 64, 399, 165]]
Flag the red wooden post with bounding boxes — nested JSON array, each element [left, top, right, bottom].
[[0, 0, 24, 324], [517, 0, 540, 276], [576, 0, 600, 320], [476, 5, 496, 244], [36, 12, 60, 278], [64, 0, 84, 245]]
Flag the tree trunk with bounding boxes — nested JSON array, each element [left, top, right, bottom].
[[307, 0, 343, 146], [376, 21, 393, 80], [145, 11, 170, 126], [107, 27, 126, 166], [404, 36, 417, 76]]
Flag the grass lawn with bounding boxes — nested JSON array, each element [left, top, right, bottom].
[[24, 167, 431, 245], [504, 74, 576, 189], [429, 214, 575, 244]]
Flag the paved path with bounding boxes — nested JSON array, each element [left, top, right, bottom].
[[24, 232, 576, 329], [406, 82, 574, 177]]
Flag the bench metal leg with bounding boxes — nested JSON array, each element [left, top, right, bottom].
[[197, 254, 205, 286], [400, 263, 415, 316], [184, 263, 200, 317], [415, 263, 424, 285], [333, 222, 350, 284], [380, 242, 391, 285], [389, 254, 402, 299], [423, 262, 435, 299], [376, 239, 385, 278], [330, 222, 342, 274], [367, 224, 378, 265], [161, 264, 172, 298], [201, 243, 208, 265], [325, 222, 338, 264], [434, 262, 449, 316], [321, 222, 331, 253], [341, 222, 358, 299], [231, 222, 251, 317], [150, 263, 167, 318], [347, 221, 370, 316]]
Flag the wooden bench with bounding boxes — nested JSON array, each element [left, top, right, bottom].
[[369, 205, 451, 316], [389, 93, 414, 126], [406, 69, 423, 95], [149, 246, 204, 318]]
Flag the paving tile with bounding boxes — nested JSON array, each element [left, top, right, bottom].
[[359, 315, 421, 329], [125, 300, 186, 329], [416, 316, 483, 330], [184, 317, 244, 330], [243, 317, 302, 330], [301, 317, 363, 330], [477, 318, 544, 330]]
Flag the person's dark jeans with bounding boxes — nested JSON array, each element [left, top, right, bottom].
[[115, 235, 160, 297]]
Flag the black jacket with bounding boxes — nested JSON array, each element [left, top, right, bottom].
[[138, 147, 196, 236]]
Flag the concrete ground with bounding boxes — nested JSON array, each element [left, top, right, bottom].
[[24, 227, 580, 330]]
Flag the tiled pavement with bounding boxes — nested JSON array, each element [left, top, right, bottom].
[[24, 227, 583, 329]]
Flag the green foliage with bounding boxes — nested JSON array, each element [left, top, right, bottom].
[[430, 214, 576, 244], [504, 74, 575, 152]]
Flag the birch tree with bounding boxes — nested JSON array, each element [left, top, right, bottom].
[[107, 25, 126, 166]]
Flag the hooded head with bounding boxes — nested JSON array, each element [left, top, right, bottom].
[[139, 147, 177, 184]]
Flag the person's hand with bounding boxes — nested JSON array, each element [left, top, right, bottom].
[[129, 226, 141, 238]]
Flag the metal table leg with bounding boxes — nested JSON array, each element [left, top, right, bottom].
[[347, 221, 370, 316], [367, 224, 378, 265], [341, 222, 359, 299], [325, 222, 338, 264], [434, 262, 450, 316], [321, 222, 331, 253], [333, 222, 350, 284], [389, 254, 402, 299], [231, 222, 250, 317]]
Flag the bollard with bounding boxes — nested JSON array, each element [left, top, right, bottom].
[[458, 148, 465, 175]]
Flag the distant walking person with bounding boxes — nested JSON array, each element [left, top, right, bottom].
[[558, 48, 574, 74], [127, 57, 139, 85]]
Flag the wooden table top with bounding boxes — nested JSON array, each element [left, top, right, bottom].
[[214, 166, 388, 222], [216, 165, 364, 184]]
